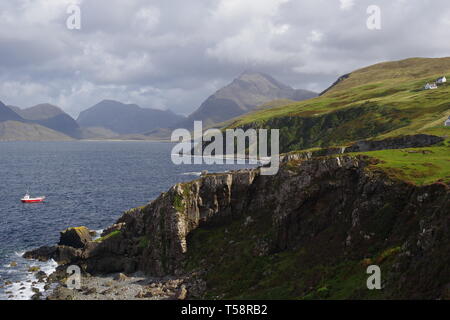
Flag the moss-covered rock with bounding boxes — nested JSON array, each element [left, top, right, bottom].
[[59, 226, 92, 249]]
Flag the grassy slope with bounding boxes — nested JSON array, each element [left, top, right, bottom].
[[230, 57, 450, 129], [353, 140, 450, 186], [228, 58, 449, 141], [224, 57, 450, 185]]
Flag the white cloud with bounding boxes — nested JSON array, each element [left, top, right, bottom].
[[206, 0, 295, 65], [308, 30, 323, 43], [1, 0, 450, 116], [132, 6, 160, 31], [339, 0, 355, 11]]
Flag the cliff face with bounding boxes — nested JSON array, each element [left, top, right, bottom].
[[50, 154, 448, 299], [26, 154, 449, 299], [80, 169, 259, 276]]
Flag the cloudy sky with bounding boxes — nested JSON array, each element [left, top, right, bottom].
[[0, 0, 449, 117]]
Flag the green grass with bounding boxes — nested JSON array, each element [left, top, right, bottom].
[[219, 57, 450, 184], [230, 79, 449, 133], [138, 235, 150, 249], [94, 230, 121, 243], [352, 145, 450, 185], [323, 57, 450, 94], [173, 194, 185, 212], [224, 57, 450, 153], [185, 207, 400, 300]]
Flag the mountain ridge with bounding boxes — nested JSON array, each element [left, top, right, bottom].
[[0, 101, 24, 122], [7, 103, 82, 139], [178, 71, 317, 129], [0, 101, 74, 141], [77, 100, 186, 135]]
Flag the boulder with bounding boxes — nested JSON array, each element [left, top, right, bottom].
[[23, 246, 57, 262], [31, 292, 42, 300], [114, 273, 129, 282], [54, 246, 83, 265], [177, 285, 188, 300], [28, 266, 40, 273], [47, 287, 75, 300], [35, 271, 47, 282], [59, 227, 92, 249]]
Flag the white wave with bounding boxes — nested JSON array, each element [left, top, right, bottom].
[[181, 172, 202, 176], [92, 229, 103, 240], [40, 259, 57, 275], [1, 255, 58, 300], [15, 251, 26, 257]]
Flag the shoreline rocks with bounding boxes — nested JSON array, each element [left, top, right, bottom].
[[59, 226, 92, 248]]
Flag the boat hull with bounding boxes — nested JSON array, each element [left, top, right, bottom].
[[21, 198, 45, 203]]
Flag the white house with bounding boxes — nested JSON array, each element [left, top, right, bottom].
[[445, 116, 450, 127], [424, 82, 438, 90], [436, 76, 447, 84]]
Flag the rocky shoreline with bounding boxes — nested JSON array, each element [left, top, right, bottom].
[[21, 227, 205, 300], [46, 269, 191, 300], [0, 253, 195, 300]]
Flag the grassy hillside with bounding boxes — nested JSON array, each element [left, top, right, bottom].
[[227, 57, 450, 147], [322, 57, 450, 94], [351, 140, 450, 186], [0, 121, 73, 141]]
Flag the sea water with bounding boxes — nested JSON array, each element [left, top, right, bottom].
[[0, 141, 256, 300]]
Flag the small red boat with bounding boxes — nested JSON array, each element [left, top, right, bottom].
[[21, 193, 45, 203]]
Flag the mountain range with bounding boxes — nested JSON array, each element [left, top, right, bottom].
[[0, 70, 317, 141], [0, 100, 187, 141], [9, 104, 82, 138], [0, 102, 74, 141]]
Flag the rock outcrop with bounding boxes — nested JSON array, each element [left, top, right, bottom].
[[344, 134, 444, 152], [59, 227, 92, 249], [25, 153, 450, 299]]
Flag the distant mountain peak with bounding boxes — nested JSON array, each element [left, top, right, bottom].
[[232, 71, 294, 92], [3, 102, 82, 139], [99, 99, 129, 105], [184, 71, 317, 127], [0, 101, 24, 122], [238, 70, 266, 78], [20, 103, 66, 120]]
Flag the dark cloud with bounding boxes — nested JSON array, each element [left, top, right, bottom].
[[0, 0, 449, 117]]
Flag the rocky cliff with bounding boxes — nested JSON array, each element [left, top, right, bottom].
[[26, 153, 450, 299]]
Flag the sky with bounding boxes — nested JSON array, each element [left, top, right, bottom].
[[0, 0, 449, 117]]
